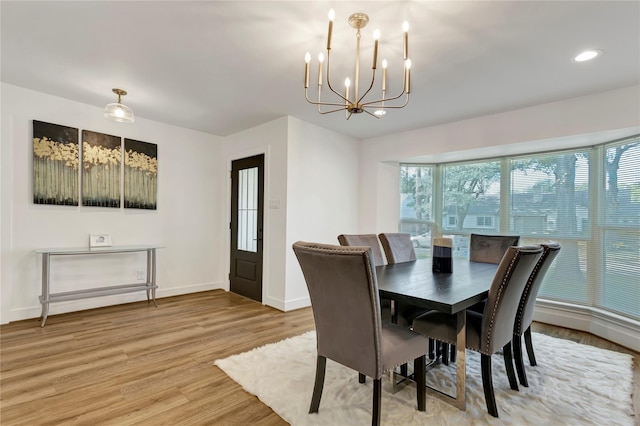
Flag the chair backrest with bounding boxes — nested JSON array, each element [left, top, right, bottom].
[[378, 233, 416, 264], [514, 242, 561, 335], [337, 234, 385, 266], [292, 241, 384, 379], [479, 245, 543, 354], [470, 234, 521, 264]]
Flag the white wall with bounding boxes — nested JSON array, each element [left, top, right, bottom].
[[285, 117, 360, 309], [1, 83, 226, 324]]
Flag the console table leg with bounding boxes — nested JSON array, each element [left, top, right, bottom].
[[40, 253, 50, 327], [150, 249, 158, 307], [40, 303, 49, 327]]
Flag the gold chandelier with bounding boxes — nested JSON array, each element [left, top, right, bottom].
[[304, 9, 411, 119]]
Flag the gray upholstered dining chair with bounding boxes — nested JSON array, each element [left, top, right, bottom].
[[412, 245, 544, 418], [292, 241, 428, 426], [338, 234, 394, 327], [378, 233, 417, 264], [513, 242, 561, 387], [377, 232, 429, 327], [469, 233, 521, 264], [337, 234, 385, 266], [457, 234, 520, 360]]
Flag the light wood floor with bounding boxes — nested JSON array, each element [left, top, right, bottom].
[[1, 290, 637, 425]]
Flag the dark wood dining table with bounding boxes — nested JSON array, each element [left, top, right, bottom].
[[376, 258, 499, 410]]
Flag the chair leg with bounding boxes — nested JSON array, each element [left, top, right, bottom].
[[359, 373, 366, 383], [414, 355, 426, 411], [442, 343, 450, 365], [372, 378, 382, 426], [503, 342, 519, 391], [400, 363, 408, 377], [481, 354, 499, 417], [310, 356, 326, 413], [513, 334, 529, 387], [524, 326, 537, 366], [450, 344, 457, 363], [428, 338, 435, 360]]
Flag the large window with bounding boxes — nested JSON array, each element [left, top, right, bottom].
[[400, 136, 640, 322]]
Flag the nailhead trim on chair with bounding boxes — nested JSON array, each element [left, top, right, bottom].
[[513, 243, 559, 335], [514, 250, 546, 335], [482, 250, 520, 355]]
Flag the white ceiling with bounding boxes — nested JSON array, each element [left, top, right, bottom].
[[2, 1, 639, 140]]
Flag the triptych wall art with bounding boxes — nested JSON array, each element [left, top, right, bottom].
[[32, 120, 158, 210]]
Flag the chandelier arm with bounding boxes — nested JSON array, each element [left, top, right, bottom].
[[360, 87, 406, 106], [305, 89, 348, 107], [325, 50, 350, 103], [363, 95, 410, 109], [356, 69, 376, 104], [319, 106, 350, 115]]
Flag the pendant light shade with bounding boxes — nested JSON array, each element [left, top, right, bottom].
[[104, 88, 135, 123]]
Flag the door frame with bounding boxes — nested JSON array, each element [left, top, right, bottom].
[[227, 148, 268, 303]]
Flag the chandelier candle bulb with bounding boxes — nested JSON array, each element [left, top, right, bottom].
[[405, 59, 411, 93], [304, 52, 311, 88], [372, 29, 380, 69], [344, 77, 350, 102], [403, 21, 409, 60], [327, 9, 335, 50], [382, 59, 387, 91], [318, 53, 324, 85]]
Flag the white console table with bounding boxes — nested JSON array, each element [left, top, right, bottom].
[[36, 245, 163, 327]]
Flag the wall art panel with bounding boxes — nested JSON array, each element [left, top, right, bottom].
[[32, 120, 79, 205], [81, 130, 121, 207], [124, 138, 157, 210]]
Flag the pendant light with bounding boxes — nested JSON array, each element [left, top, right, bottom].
[[104, 88, 134, 123]]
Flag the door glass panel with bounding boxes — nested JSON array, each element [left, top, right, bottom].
[[237, 167, 258, 252]]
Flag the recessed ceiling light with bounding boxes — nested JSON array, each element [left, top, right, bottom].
[[574, 49, 603, 62]]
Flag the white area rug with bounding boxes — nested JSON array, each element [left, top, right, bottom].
[[215, 331, 634, 425]]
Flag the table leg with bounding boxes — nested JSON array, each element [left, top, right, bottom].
[[40, 253, 50, 327], [419, 309, 467, 410], [454, 309, 467, 410]]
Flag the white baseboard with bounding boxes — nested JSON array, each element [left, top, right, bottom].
[[283, 296, 311, 312], [262, 295, 285, 311], [534, 299, 640, 352], [263, 295, 310, 312], [6, 282, 222, 324]]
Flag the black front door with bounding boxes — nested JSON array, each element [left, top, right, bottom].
[[229, 154, 264, 302]]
